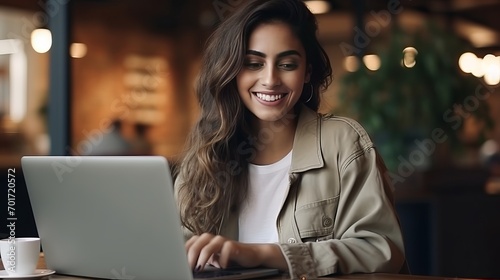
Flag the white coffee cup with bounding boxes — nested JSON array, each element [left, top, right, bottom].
[[0, 237, 40, 276]]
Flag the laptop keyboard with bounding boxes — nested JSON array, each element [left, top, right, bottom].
[[193, 269, 242, 278]]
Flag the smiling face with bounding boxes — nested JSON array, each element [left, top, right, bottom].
[[236, 21, 310, 125]]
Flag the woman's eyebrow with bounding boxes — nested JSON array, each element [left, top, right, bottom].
[[277, 50, 301, 58], [246, 49, 302, 58]]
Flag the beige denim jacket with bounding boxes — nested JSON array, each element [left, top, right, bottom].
[[177, 105, 406, 279]]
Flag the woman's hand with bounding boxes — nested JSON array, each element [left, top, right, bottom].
[[185, 233, 288, 272]]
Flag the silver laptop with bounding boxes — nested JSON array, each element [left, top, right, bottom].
[[21, 156, 279, 280]]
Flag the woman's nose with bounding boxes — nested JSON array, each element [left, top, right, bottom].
[[261, 65, 281, 88]]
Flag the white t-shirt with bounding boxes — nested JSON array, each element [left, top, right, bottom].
[[238, 151, 292, 243]]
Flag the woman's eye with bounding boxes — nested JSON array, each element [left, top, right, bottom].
[[244, 62, 264, 70], [279, 63, 298, 70]]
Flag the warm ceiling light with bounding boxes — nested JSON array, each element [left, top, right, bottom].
[[458, 52, 478, 73], [344, 56, 359, 72], [402, 47, 418, 68], [70, 43, 87, 58], [304, 0, 330, 14], [363, 54, 381, 71], [31, 28, 52, 53], [482, 54, 500, 85], [471, 60, 484, 77]]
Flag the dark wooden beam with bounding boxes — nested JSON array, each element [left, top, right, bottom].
[[0, 0, 42, 11], [47, 0, 72, 155]]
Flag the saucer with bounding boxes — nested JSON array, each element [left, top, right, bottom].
[[0, 269, 55, 279]]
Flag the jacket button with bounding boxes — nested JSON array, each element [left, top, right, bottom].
[[322, 216, 333, 227], [287, 238, 297, 243], [299, 275, 307, 280]]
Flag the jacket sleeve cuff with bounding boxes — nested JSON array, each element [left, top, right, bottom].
[[279, 243, 317, 280]]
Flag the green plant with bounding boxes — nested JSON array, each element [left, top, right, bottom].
[[338, 22, 493, 171]]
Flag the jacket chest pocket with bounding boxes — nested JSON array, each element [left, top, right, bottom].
[[294, 196, 339, 241]]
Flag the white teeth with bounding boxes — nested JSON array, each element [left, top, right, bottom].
[[255, 93, 283, 102]]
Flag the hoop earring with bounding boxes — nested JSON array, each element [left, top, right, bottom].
[[304, 83, 313, 103]]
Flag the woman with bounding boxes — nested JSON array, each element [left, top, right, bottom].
[[174, 0, 406, 278]]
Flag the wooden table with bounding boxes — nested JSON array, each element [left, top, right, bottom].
[[48, 274, 485, 280], [1, 254, 483, 280], [47, 271, 487, 280]]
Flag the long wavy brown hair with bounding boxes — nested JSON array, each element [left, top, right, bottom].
[[175, 0, 333, 235]]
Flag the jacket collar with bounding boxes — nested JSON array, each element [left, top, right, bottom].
[[290, 105, 324, 173]]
